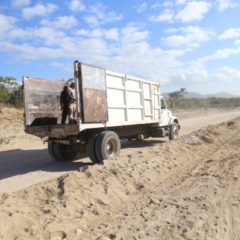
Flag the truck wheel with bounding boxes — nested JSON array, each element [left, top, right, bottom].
[[48, 141, 57, 160], [87, 134, 100, 164], [95, 131, 120, 161], [53, 143, 78, 161], [169, 122, 179, 140]]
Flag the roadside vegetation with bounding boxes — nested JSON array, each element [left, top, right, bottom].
[[166, 88, 240, 110], [0, 76, 23, 109]]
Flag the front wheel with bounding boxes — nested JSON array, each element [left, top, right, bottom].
[[169, 123, 179, 140], [95, 131, 121, 162]]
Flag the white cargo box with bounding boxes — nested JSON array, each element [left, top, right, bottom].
[[76, 62, 162, 130], [106, 70, 160, 123]]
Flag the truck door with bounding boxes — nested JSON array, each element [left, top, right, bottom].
[[23, 77, 65, 126], [160, 97, 170, 126]]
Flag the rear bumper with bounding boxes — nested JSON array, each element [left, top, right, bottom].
[[25, 124, 79, 138]]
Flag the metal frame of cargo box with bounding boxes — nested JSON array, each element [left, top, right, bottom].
[[74, 63, 163, 132]]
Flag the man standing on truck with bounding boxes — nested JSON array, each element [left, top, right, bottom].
[[60, 84, 71, 124], [69, 82, 77, 124]]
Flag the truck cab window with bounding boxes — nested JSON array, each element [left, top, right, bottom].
[[161, 98, 167, 109]]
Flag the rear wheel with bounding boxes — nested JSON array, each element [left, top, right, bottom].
[[169, 122, 179, 140], [87, 134, 100, 164], [52, 143, 78, 161], [48, 141, 57, 160], [95, 131, 120, 162]]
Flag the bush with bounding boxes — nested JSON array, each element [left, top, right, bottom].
[[0, 76, 23, 107]]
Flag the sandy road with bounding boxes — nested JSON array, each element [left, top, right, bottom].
[[0, 110, 239, 193], [179, 110, 240, 135]]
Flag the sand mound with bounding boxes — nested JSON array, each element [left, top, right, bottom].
[[0, 118, 239, 239], [0, 107, 40, 149]]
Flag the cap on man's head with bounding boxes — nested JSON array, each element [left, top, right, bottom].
[[70, 82, 75, 88]]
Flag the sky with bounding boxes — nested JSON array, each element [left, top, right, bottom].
[[0, 0, 240, 95]]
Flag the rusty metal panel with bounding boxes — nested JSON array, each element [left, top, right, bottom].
[[82, 88, 108, 123], [80, 64, 108, 123], [24, 77, 65, 126]]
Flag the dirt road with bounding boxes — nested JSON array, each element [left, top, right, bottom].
[[0, 110, 239, 193], [0, 111, 239, 240]]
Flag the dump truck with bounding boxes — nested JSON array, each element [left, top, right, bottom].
[[23, 61, 180, 163]]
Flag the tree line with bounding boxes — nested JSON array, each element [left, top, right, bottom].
[[166, 88, 240, 109]]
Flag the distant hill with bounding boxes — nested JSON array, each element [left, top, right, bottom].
[[163, 91, 239, 99]]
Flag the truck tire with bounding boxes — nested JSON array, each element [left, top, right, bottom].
[[52, 143, 78, 161], [95, 131, 120, 162], [48, 141, 57, 160], [87, 134, 100, 164], [169, 122, 179, 140]]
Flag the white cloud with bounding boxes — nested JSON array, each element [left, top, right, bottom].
[[0, 14, 16, 31], [22, 3, 58, 19], [149, 9, 174, 22], [84, 4, 122, 27], [175, 0, 188, 5], [170, 62, 240, 87], [0, 22, 183, 84], [104, 28, 119, 41], [76, 28, 119, 41], [136, 2, 148, 13], [0, 42, 64, 60], [234, 39, 240, 45], [69, 0, 85, 12], [0, 14, 16, 39], [121, 25, 149, 44], [219, 28, 240, 40], [8, 28, 28, 39], [90, 29, 103, 38], [151, 1, 173, 8], [33, 27, 67, 45], [75, 29, 90, 37], [164, 28, 179, 33], [11, 0, 30, 8], [88, 12, 121, 26], [216, 0, 239, 12], [103, 43, 183, 85], [40, 16, 78, 29], [172, 63, 209, 83], [83, 16, 99, 26], [213, 66, 240, 81], [8, 33, 237, 88], [162, 26, 215, 49], [8, 26, 68, 46], [176, 1, 211, 22], [198, 47, 240, 62], [51, 62, 72, 73], [162, 1, 174, 8]]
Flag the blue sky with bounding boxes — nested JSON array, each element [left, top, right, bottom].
[[1, 0, 240, 95]]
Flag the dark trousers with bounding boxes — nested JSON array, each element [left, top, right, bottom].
[[61, 106, 69, 124]]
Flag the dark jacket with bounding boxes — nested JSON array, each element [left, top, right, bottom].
[[60, 86, 71, 108]]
